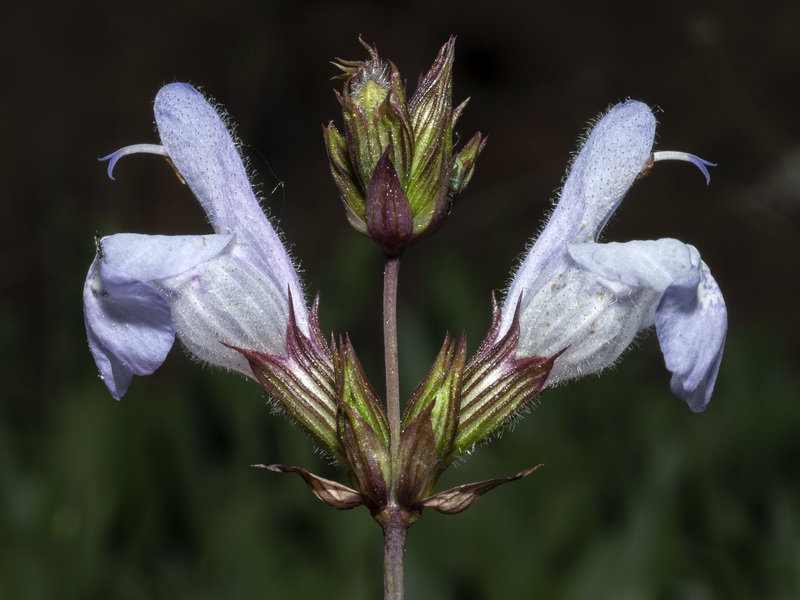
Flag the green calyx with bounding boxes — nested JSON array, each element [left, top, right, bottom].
[[402, 333, 465, 458], [451, 299, 559, 459], [334, 337, 392, 507], [243, 295, 556, 516]]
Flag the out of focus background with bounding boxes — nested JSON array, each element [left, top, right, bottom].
[[3, 0, 799, 598]]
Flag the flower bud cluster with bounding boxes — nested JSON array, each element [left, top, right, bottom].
[[324, 38, 485, 256]]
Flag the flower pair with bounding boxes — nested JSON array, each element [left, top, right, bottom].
[[85, 83, 725, 414]]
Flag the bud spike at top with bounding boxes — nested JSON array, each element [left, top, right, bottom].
[[324, 37, 486, 255]]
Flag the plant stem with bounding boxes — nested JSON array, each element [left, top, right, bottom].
[[382, 254, 405, 600], [382, 504, 410, 600], [383, 255, 402, 484]]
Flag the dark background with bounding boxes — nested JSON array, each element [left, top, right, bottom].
[[3, 0, 799, 598]]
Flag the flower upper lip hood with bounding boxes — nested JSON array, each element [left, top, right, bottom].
[[501, 100, 726, 412], [84, 83, 308, 399]]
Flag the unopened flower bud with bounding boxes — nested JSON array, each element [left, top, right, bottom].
[[324, 37, 486, 255]]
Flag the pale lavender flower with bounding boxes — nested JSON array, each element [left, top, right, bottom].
[[84, 83, 307, 399], [501, 100, 726, 412]]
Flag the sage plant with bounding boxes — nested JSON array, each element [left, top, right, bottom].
[[83, 38, 727, 599]]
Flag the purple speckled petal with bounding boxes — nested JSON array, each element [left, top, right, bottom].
[[554, 100, 657, 241], [503, 101, 656, 331], [153, 83, 308, 332], [153, 84, 254, 233]]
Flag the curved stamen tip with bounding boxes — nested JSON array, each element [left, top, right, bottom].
[[653, 151, 717, 185], [98, 144, 168, 180]]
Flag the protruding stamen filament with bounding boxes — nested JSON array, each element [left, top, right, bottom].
[[653, 151, 717, 185], [99, 144, 169, 180]]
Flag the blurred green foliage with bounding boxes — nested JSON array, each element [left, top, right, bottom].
[[2, 229, 798, 598]]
